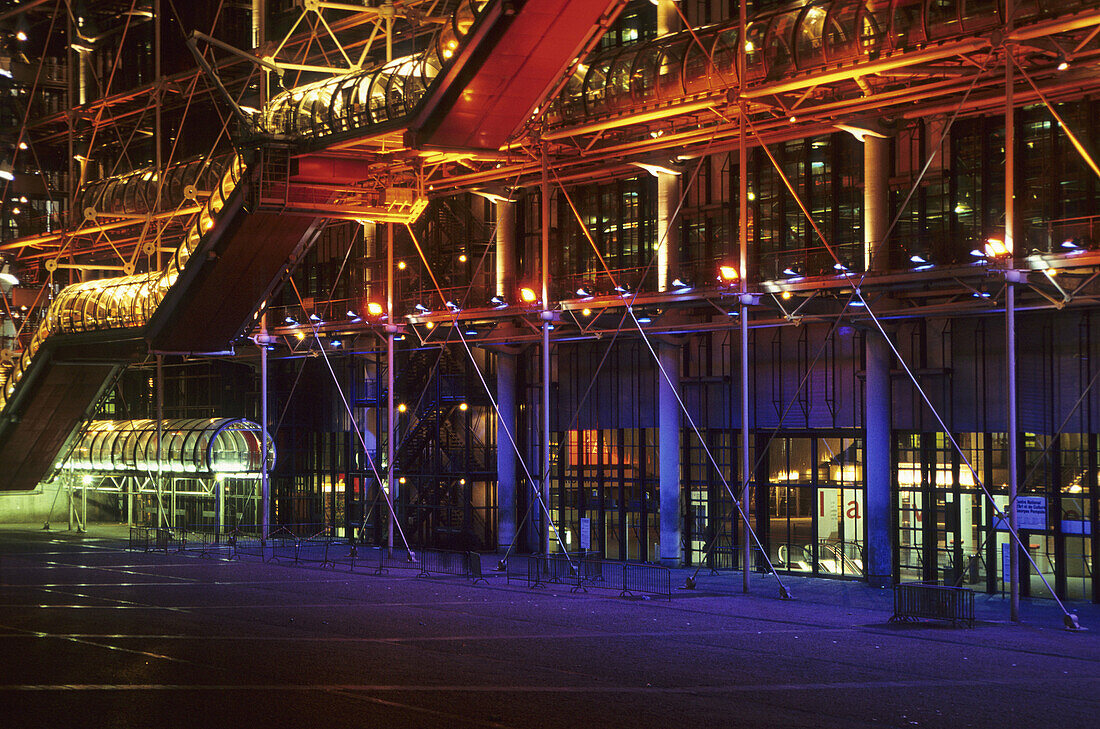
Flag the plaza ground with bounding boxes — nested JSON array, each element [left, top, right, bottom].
[[0, 524, 1097, 728]]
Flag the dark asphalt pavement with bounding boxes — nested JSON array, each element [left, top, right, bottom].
[[1, 525, 1097, 728]]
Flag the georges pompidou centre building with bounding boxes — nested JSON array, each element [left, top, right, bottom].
[[2, 0, 1099, 605]]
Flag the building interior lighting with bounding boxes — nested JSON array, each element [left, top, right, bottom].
[[284, 316, 298, 325], [581, 307, 592, 317], [459, 402, 468, 411], [463, 325, 478, 336], [490, 295, 507, 307], [414, 303, 430, 313], [397, 260, 406, 270], [0, 161, 14, 181], [833, 261, 850, 273], [458, 254, 467, 263], [719, 265, 740, 282], [520, 287, 538, 303], [330, 339, 342, 348], [671, 277, 693, 290], [614, 283, 632, 296], [782, 265, 803, 279], [309, 313, 322, 322], [575, 285, 594, 297], [367, 302, 384, 316], [983, 237, 1012, 257], [445, 300, 461, 312], [0, 270, 18, 286], [397, 403, 407, 413]]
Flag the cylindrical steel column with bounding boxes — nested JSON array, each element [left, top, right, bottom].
[[215, 476, 223, 543], [495, 195, 519, 553], [156, 354, 165, 528], [386, 222, 396, 553], [658, 341, 681, 566], [1005, 10, 1021, 620], [260, 317, 270, 537], [738, 0, 751, 593], [656, 0, 681, 293], [864, 133, 893, 588], [540, 154, 551, 556], [865, 330, 893, 587], [496, 352, 518, 553], [657, 172, 680, 292], [495, 199, 516, 300], [863, 136, 890, 272], [656, 0, 679, 36]]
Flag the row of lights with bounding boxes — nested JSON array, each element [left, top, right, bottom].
[[396, 401, 468, 414], [389, 265, 747, 324]]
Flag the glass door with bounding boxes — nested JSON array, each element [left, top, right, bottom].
[[816, 436, 864, 578]]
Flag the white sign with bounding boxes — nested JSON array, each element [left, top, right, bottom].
[[1017, 496, 1047, 530], [993, 496, 1047, 531], [579, 517, 591, 550]]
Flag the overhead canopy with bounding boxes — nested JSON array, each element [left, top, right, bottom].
[[66, 418, 275, 476]]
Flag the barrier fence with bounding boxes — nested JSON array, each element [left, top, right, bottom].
[[377, 547, 476, 579], [124, 530, 669, 601], [891, 581, 975, 627], [521, 554, 672, 600], [128, 526, 186, 554]]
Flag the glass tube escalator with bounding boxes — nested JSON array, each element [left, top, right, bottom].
[[0, 154, 246, 414], [545, 0, 1099, 127], [67, 418, 275, 476], [259, 0, 487, 141]]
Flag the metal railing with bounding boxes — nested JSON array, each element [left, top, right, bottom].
[[523, 554, 672, 600], [128, 526, 186, 553], [377, 547, 475, 579], [891, 581, 975, 628]]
